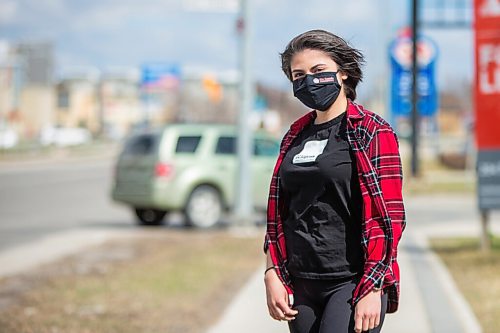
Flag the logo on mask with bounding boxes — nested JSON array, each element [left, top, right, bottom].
[[313, 77, 335, 84]]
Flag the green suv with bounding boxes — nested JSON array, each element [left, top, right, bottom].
[[111, 123, 280, 228]]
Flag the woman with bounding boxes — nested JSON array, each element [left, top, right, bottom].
[[263, 30, 406, 333]]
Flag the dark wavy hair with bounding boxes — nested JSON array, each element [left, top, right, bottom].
[[280, 29, 365, 101]]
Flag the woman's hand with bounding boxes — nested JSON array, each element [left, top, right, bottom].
[[264, 269, 298, 321], [354, 289, 382, 332]]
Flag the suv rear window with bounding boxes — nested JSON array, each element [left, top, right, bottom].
[[215, 136, 236, 155], [175, 136, 202, 153], [123, 133, 158, 156]]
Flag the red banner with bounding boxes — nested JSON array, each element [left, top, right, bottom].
[[474, 0, 500, 149]]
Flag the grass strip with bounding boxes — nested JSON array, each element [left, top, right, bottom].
[[431, 236, 500, 333], [0, 230, 263, 333]]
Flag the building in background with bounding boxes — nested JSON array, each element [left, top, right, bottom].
[[176, 68, 239, 124], [0, 40, 55, 141], [16, 41, 56, 139], [101, 70, 141, 138], [56, 68, 142, 139], [56, 71, 99, 133], [1, 40, 285, 144]]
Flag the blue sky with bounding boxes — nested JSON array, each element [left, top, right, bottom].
[[0, 0, 473, 99]]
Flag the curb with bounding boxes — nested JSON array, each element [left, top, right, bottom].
[[0, 228, 137, 279], [413, 230, 483, 333]]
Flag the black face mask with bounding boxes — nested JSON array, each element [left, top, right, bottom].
[[292, 71, 341, 111]]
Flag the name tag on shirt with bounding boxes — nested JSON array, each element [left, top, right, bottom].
[[292, 139, 328, 164]]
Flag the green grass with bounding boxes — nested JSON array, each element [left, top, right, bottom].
[[431, 236, 500, 333], [0, 139, 117, 162], [0, 230, 264, 333], [404, 177, 475, 195], [402, 156, 475, 195]]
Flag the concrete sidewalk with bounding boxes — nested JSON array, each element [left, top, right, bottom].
[[206, 194, 499, 333], [206, 235, 432, 333]]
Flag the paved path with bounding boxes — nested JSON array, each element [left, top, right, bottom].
[[207, 235, 432, 333], [206, 194, 500, 333]]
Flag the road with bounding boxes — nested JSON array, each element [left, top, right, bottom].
[[0, 158, 133, 252]]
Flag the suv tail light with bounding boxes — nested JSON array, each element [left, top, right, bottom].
[[155, 162, 174, 179]]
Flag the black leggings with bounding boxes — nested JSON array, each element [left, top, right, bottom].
[[288, 275, 388, 333]]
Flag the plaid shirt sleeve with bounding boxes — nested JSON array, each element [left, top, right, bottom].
[[352, 124, 406, 312]]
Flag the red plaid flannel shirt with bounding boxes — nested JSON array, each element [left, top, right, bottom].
[[264, 100, 406, 313]]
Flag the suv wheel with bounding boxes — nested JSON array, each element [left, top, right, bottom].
[[185, 185, 222, 228], [134, 208, 167, 226]]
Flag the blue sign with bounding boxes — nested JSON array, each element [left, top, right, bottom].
[[390, 35, 438, 117], [141, 63, 181, 90], [253, 95, 268, 113]]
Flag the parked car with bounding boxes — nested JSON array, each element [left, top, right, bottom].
[[111, 123, 280, 228], [0, 127, 18, 149], [40, 126, 92, 147]]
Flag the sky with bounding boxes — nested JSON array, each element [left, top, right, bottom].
[[0, 0, 473, 100]]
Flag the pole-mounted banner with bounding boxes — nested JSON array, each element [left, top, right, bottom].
[[474, 0, 500, 209]]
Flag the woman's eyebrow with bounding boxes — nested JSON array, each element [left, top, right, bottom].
[[291, 63, 328, 74], [310, 63, 327, 71]]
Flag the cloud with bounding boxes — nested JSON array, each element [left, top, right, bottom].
[[0, 0, 18, 24], [422, 28, 473, 87], [300, 0, 375, 26], [69, 1, 179, 33]]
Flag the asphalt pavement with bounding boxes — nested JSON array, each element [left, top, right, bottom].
[[0, 153, 205, 277], [0, 156, 134, 251]]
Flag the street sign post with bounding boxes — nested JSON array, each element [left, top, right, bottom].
[[181, 0, 254, 227], [234, 0, 254, 227], [474, 0, 500, 251]]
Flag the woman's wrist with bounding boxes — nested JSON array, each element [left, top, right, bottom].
[[264, 266, 276, 276]]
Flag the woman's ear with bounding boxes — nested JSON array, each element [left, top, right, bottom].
[[337, 71, 348, 82]]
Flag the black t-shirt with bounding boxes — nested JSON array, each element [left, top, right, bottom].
[[279, 111, 364, 280]]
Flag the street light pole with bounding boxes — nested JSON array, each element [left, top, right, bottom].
[[235, 0, 254, 226], [411, 0, 420, 177]]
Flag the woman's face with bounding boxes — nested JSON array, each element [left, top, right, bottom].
[[290, 48, 347, 82]]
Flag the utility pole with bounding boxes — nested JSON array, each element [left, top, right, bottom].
[[96, 71, 105, 138], [411, 0, 420, 177], [235, 0, 254, 226]]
